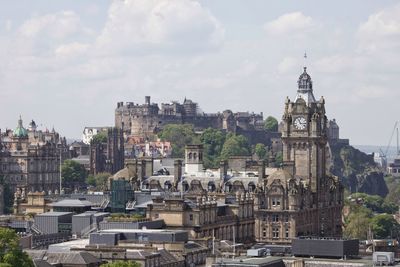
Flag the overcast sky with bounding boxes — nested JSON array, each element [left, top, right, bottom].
[[0, 0, 399, 146]]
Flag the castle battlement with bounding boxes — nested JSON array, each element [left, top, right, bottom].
[[115, 96, 264, 137]]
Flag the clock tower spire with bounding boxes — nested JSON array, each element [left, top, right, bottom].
[[281, 66, 327, 192]]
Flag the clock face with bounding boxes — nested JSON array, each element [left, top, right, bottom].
[[294, 117, 307, 130]]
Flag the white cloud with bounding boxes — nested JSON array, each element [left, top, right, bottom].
[[55, 42, 89, 58], [264, 12, 315, 35], [95, 0, 224, 55], [18, 11, 81, 39], [357, 4, 400, 52]]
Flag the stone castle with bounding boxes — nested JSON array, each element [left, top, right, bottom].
[[115, 96, 265, 138]]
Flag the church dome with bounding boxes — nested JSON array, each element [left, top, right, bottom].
[[13, 116, 28, 138]]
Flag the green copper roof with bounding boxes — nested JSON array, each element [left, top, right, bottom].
[[13, 116, 28, 138]]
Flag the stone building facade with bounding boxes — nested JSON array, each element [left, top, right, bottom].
[[0, 118, 69, 195], [253, 67, 343, 243], [89, 127, 124, 175], [147, 193, 255, 243], [135, 67, 343, 244]]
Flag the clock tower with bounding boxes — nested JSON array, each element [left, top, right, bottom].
[[281, 67, 328, 193]]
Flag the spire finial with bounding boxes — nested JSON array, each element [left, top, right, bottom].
[[303, 51, 307, 71]]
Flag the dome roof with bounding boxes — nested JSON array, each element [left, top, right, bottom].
[[13, 116, 28, 138]]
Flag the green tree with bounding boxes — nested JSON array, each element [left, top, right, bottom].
[[0, 228, 34, 267], [91, 131, 108, 144], [200, 128, 226, 168], [0, 176, 13, 214], [87, 172, 111, 190], [158, 124, 199, 158], [101, 261, 141, 267], [370, 214, 400, 239], [264, 116, 278, 132], [351, 193, 397, 214], [220, 134, 250, 160], [61, 160, 87, 190], [254, 143, 267, 159], [343, 206, 372, 240]]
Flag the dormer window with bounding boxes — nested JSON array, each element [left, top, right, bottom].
[[272, 197, 281, 206]]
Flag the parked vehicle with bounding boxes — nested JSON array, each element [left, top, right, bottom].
[[373, 251, 395, 266]]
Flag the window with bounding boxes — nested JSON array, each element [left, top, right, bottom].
[[262, 228, 267, 238], [272, 227, 279, 239], [285, 215, 289, 223], [285, 228, 289, 238], [272, 197, 281, 206], [272, 214, 279, 222], [189, 214, 193, 221], [154, 213, 159, 219]]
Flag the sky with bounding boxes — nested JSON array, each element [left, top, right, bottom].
[[0, 0, 399, 146]]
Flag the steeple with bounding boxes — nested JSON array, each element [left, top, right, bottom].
[[294, 54, 316, 105]]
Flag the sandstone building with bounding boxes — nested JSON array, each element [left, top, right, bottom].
[[0, 117, 69, 195], [89, 127, 124, 175]]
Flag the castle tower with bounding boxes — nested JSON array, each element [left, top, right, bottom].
[[281, 67, 327, 193], [184, 145, 204, 174]]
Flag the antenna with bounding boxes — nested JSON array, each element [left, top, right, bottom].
[[397, 126, 399, 156]]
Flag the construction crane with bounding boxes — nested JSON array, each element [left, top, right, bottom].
[[380, 121, 399, 161]]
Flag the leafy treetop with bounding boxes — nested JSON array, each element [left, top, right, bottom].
[[0, 227, 34, 267], [264, 116, 278, 132]]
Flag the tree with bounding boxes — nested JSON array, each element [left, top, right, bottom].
[[200, 128, 226, 169], [91, 132, 108, 144], [87, 172, 111, 190], [370, 214, 400, 239], [220, 134, 250, 160], [0, 228, 34, 267], [158, 124, 199, 158], [61, 160, 87, 191], [101, 261, 141, 267], [351, 193, 397, 214], [343, 206, 372, 240], [264, 116, 278, 132], [254, 143, 267, 160], [0, 176, 13, 214]]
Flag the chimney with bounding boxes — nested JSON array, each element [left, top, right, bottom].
[[145, 96, 151, 105], [258, 160, 266, 184], [174, 160, 182, 188]]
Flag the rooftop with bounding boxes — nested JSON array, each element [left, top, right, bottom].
[[100, 228, 187, 234], [52, 199, 93, 207], [36, 211, 73, 217]]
